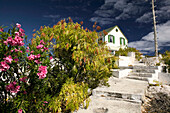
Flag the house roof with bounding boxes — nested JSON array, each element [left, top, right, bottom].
[[98, 25, 128, 42]]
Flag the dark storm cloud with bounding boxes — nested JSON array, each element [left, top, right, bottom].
[[90, 0, 170, 25]]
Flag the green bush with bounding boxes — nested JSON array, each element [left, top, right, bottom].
[[115, 47, 142, 61], [162, 50, 170, 73]]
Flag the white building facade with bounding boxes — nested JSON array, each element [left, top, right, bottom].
[[98, 26, 128, 55]]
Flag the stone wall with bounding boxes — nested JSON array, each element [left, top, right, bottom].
[[158, 72, 170, 85]]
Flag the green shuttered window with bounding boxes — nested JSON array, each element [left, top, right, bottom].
[[108, 35, 115, 44]]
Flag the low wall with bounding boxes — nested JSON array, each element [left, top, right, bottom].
[[111, 69, 132, 78], [118, 56, 135, 67], [158, 72, 170, 85]]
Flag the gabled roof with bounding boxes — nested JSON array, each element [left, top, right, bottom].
[[98, 25, 128, 42]]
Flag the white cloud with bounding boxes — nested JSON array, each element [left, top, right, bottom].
[[129, 21, 170, 54], [136, 12, 152, 23]]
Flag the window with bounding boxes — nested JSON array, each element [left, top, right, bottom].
[[120, 37, 125, 45], [108, 35, 115, 43], [116, 29, 118, 32]]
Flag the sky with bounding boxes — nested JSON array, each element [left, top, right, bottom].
[[0, 0, 170, 55]]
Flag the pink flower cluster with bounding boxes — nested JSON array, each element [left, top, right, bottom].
[[6, 81, 20, 93], [3, 23, 25, 46], [36, 40, 48, 52], [27, 54, 41, 64], [37, 66, 47, 79], [0, 55, 13, 71]]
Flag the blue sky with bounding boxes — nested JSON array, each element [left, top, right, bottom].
[[0, 0, 170, 55]]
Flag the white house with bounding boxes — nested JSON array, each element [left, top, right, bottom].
[[98, 25, 128, 55]]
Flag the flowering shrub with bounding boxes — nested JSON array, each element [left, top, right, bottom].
[[0, 23, 51, 113], [0, 19, 113, 113]]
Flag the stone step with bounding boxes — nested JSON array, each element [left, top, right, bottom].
[[75, 96, 141, 113], [126, 76, 149, 81], [132, 69, 155, 73], [129, 73, 153, 77], [133, 66, 158, 69], [92, 77, 148, 103]]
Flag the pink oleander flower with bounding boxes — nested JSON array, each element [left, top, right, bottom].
[[19, 28, 24, 33], [18, 109, 22, 113], [16, 23, 21, 28], [44, 47, 48, 50], [30, 51, 34, 54], [3, 41, 8, 45], [19, 77, 27, 82], [34, 60, 41, 64], [36, 44, 44, 49], [50, 56, 53, 60], [26, 47, 29, 49], [11, 50, 14, 52], [20, 50, 22, 53], [0, 61, 10, 71], [37, 72, 46, 79], [6, 81, 20, 93], [15, 49, 19, 52], [38, 66, 47, 74], [0, 28, 3, 32], [37, 66, 47, 79], [3, 55, 13, 64], [28, 54, 35, 60], [13, 36, 24, 46], [15, 32, 19, 36], [35, 54, 41, 59], [40, 40, 45, 44], [14, 58, 19, 62], [10, 86, 20, 93], [41, 49, 44, 52], [7, 37, 14, 45], [26, 49, 29, 52], [44, 101, 48, 103], [43, 104, 45, 106]]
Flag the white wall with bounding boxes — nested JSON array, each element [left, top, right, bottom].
[[118, 56, 135, 67], [105, 26, 128, 51]]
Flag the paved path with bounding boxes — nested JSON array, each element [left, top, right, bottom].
[[75, 77, 148, 113]]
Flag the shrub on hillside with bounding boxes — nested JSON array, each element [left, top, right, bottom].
[[115, 47, 142, 61], [162, 50, 170, 73]]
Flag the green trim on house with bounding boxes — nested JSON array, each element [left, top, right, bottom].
[[120, 38, 122, 45], [113, 35, 115, 44], [120, 37, 126, 45], [124, 38, 125, 45], [108, 35, 110, 42]]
